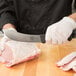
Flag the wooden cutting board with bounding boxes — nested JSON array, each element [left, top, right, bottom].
[[0, 39, 76, 76]]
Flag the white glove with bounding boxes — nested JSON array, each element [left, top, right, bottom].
[[45, 17, 76, 44], [57, 52, 76, 72]]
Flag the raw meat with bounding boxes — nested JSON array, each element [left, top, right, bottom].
[[0, 40, 40, 67], [57, 52, 76, 72]]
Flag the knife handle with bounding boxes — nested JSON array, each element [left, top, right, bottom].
[[68, 29, 76, 41], [40, 34, 45, 43]]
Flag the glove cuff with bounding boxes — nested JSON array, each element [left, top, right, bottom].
[[63, 17, 76, 29]]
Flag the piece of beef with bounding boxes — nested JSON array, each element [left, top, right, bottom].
[[0, 40, 40, 67]]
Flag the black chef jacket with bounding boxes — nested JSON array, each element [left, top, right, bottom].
[[0, 0, 75, 34]]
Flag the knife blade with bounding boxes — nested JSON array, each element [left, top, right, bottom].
[[2, 29, 76, 43], [2, 29, 45, 43]]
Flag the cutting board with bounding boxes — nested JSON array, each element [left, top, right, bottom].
[[0, 39, 76, 76]]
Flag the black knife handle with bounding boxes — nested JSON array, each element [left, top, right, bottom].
[[40, 29, 76, 43], [40, 34, 45, 43], [68, 29, 76, 41]]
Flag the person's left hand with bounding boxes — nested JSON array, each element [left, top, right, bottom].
[[57, 52, 76, 72], [45, 17, 76, 44]]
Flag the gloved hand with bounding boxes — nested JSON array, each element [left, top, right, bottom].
[[45, 17, 76, 44], [57, 52, 76, 72]]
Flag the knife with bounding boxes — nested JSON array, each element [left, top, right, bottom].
[[2, 29, 45, 43], [2, 29, 76, 43]]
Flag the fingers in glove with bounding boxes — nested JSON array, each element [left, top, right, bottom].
[[45, 26, 67, 44], [45, 27, 60, 44], [45, 30, 52, 44], [51, 30, 68, 44], [46, 30, 58, 44], [45, 29, 51, 42], [60, 60, 76, 71], [57, 52, 76, 66], [54, 31, 66, 44], [50, 30, 57, 44], [57, 30, 70, 43]]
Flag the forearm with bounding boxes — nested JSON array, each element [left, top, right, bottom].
[[0, 0, 17, 29], [69, 13, 76, 22]]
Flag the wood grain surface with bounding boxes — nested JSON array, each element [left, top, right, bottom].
[[0, 39, 76, 76]]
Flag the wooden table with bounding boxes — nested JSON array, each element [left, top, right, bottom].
[[0, 39, 76, 76]]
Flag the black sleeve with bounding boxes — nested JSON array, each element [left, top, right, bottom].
[[0, 0, 17, 30]]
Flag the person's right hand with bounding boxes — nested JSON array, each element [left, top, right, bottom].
[[45, 17, 76, 44]]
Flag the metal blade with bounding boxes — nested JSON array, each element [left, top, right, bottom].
[[3, 29, 45, 43]]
